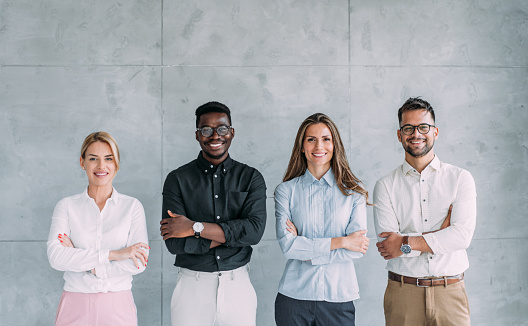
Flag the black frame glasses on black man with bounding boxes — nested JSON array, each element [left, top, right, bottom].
[[400, 123, 435, 135], [196, 125, 233, 137]]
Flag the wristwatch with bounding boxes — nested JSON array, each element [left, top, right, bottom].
[[192, 222, 204, 238], [400, 236, 412, 254]]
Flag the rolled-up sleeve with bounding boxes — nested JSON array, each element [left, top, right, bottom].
[[220, 170, 267, 247]]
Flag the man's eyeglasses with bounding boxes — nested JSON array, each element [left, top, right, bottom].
[[196, 125, 233, 137], [400, 123, 435, 135]]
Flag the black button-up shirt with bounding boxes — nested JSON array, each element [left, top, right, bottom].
[[162, 152, 267, 272]]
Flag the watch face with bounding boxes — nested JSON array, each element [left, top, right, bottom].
[[193, 222, 204, 232], [401, 244, 412, 254]]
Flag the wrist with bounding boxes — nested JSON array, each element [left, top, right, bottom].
[[330, 237, 343, 251]]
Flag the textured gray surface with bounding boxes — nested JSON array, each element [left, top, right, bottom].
[[1, 1, 527, 325]]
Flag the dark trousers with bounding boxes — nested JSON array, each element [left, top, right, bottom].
[[275, 293, 356, 326]]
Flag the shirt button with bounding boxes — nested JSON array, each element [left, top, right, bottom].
[[422, 179, 425, 182], [223, 169, 226, 172], [218, 272, 222, 276], [217, 216, 220, 219], [429, 256, 433, 259], [425, 219, 428, 222], [216, 256, 220, 260], [205, 170, 208, 173], [215, 195, 219, 199], [210, 165, 213, 168], [423, 199, 426, 202], [214, 175, 217, 178]]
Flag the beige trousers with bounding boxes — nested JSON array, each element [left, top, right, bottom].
[[170, 265, 257, 326], [384, 278, 470, 326]]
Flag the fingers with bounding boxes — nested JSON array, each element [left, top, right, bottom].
[[378, 232, 391, 238], [58, 234, 74, 248], [131, 255, 140, 269]]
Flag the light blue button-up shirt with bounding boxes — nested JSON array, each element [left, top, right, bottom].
[[275, 168, 367, 302]]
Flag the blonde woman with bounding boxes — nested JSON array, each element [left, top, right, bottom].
[[274, 113, 369, 326], [47, 132, 149, 325]]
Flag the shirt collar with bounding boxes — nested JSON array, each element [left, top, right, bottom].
[[81, 186, 119, 204], [402, 155, 440, 175], [196, 151, 233, 175], [301, 168, 335, 188]]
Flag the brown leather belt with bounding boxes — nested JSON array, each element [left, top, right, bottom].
[[388, 271, 464, 287]]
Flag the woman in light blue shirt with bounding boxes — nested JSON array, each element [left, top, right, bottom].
[[274, 113, 370, 326]]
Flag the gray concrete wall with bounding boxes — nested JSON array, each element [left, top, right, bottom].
[[1, 1, 527, 325]]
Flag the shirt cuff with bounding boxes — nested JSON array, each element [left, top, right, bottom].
[[310, 238, 331, 264]]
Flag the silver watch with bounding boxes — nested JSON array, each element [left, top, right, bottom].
[[193, 222, 204, 238]]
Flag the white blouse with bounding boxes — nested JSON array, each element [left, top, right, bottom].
[[47, 188, 149, 293]]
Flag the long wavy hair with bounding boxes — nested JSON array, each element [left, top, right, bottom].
[[283, 113, 369, 202]]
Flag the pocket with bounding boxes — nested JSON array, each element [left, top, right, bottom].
[[228, 192, 248, 218], [55, 291, 67, 324]]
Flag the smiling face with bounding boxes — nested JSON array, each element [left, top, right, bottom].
[[303, 123, 334, 177], [398, 109, 438, 160], [80, 141, 117, 190], [195, 112, 234, 165]]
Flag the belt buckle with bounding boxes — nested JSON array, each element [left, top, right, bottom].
[[416, 278, 430, 287]]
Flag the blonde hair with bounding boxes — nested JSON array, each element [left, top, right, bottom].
[[283, 113, 369, 202], [80, 131, 120, 171]]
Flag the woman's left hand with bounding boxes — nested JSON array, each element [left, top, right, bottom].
[[58, 233, 74, 248], [286, 219, 298, 236]]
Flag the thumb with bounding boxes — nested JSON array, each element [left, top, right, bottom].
[[378, 232, 390, 238]]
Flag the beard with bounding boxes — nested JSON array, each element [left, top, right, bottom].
[[203, 149, 228, 160], [202, 140, 228, 160], [403, 138, 435, 158]]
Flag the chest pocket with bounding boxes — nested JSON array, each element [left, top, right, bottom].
[[228, 191, 248, 219]]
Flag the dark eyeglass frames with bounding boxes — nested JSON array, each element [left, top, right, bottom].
[[196, 125, 233, 137], [400, 123, 435, 135]]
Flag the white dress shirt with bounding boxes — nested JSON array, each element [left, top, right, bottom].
[[47, 188, 149, 293], [373, 156, 476, 277]]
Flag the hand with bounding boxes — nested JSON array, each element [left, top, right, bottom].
[[286, 219, 298, 236], [423, 204, 453, 235], [341, 230, 369, 254], [109, 242, 150, 269], [440, 204, 453, 229], [160, 210, 194, 240], [376, 232, 404, 260], [58, 233, 74, 248]]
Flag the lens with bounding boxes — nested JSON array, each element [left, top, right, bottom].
[[402, 126, 415, 135], [201, 127, 213, 137], [217, 126, 229, 136], [418, 124, 430, 134]]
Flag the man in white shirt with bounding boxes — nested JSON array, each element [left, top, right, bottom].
[[373, 97, 477, 326]]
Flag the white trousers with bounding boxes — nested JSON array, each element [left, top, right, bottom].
[[170, 265, 257, 326]]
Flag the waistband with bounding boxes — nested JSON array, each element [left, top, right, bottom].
[[179, 264, 249, 280], [388, 271, 464, 287]]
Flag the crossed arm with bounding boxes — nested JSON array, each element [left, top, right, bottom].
[[373, 170, 476, 260]]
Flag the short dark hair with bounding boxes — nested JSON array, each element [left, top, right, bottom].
[[195, 101, 232, 127], [398, 97, 435, 125]]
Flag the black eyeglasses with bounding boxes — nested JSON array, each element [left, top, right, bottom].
[[196, 125, 233, 137], [400, 123, 435, 135]]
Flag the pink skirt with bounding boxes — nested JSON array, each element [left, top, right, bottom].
[[55, 290, 137, 326]]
